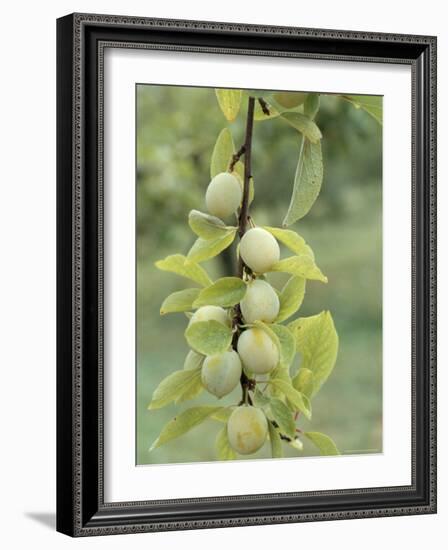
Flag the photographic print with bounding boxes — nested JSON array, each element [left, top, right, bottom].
[[136, 86, 383, 465]]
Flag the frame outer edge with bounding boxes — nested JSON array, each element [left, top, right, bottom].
[[60, 13, 437, 536], [56, 13, 76, 537]]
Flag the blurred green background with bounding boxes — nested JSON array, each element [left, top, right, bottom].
[[136, 85, 382, 465]]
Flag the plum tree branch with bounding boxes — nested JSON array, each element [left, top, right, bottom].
[[232, 95, 256, 406]]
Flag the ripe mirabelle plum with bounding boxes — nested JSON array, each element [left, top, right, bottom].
[[201, 350, 242, 398], [237, 328, 279, 374], [239, 228, 280, 273], [205, 172, 242, 219], [240, 279, 279, 324], [273, 91, 308, 109], [183, 350, 204, 370], [189, 305, 229, 326], [227, 406, 268, 454]]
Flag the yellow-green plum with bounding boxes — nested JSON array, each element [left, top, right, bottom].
[[189, 305, 229, 326], [239, 228, 280, 273], [205, 172, 242, 219], [183, 350, 204, 370], [227, 406, 268, 455], [240, 279, 279, 324], [201, 350, 242, 398], [273, 91, 308, 109], [237, 328, 279, 374]]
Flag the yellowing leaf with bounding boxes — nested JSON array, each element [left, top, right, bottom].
[[188, 209, 230, 240], [215, 89, 242, 122], [269, 397, 296, 438], [187, 230, 236, 263], [304, 431, 340, 456], [289, 311, 338, 397], [269, 378, 311, 419], [155, 254, 212, 287], [280, 112, 322, 143], [150, 406, 222, 451], [342, 95, 382, 125], [148, 368, 202, 410], [293, 367, 314, 399], [160, 288, 201, 315], [215, 426, 236, 460], [276, 276, 306, 322], [269, 324, 296, 368], [283, 138, 323, 226], [304, 93, 320, 119], [270, 255, 327, 283], [263, 226, 307, 256], [193, 277, 246, 308], [210, 128, 235, 177], [185, 320, 233, 355]]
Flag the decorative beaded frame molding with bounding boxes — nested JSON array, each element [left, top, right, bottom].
[[56, 13, 437, 537]]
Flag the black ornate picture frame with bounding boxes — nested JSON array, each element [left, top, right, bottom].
[[56, 13, 437, 537]]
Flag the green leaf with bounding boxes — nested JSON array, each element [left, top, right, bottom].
[[268, 422, 283, 458], [215, 426, 236, 460], [289, 311, 338, 397], [276, 276, 306, 322], [148, 368, 202, 410], [185, 320, 233, 355], [193, 277, 247, 308], [293, 367, 314, 399], [155, 254, 212, 287], [269, 363, 292, 399], [187, 229, 236, 263], [270, 378, 311, 419], [150, 406, 222, 451], [188, 209, 230, 240], [283, 138, 323, 226], [269, 324, 296, 368], [270, 255, 327, 283], [304, 431, 340, 456], [215, 89, 242, 122], [211, 407, 234, 423], [280, 112, 322, 143], [253, 388, 271, 408], [304, 93, 320, 119], [254, 99, 280, 121], [342, 95, 382, 125], [263, 226, 307, 255], [269, 398, 296, 438], [177, 372, 204, 403], [160, 288, 201, 315], [210, 128, 235, 178]]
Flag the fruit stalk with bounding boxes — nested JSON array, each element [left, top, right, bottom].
[[232, 95, 256, 405]]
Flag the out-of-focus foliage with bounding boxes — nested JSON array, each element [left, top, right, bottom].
[[136, 85, 382, 464]]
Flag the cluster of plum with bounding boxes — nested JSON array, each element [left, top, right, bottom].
[[184, 170, 284, 455]]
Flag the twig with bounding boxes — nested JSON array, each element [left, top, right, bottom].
[[258, 97, 270, 116], [229, 144, 246, 172]]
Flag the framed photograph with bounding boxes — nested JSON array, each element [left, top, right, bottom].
[[56, 13, 437, 536]]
